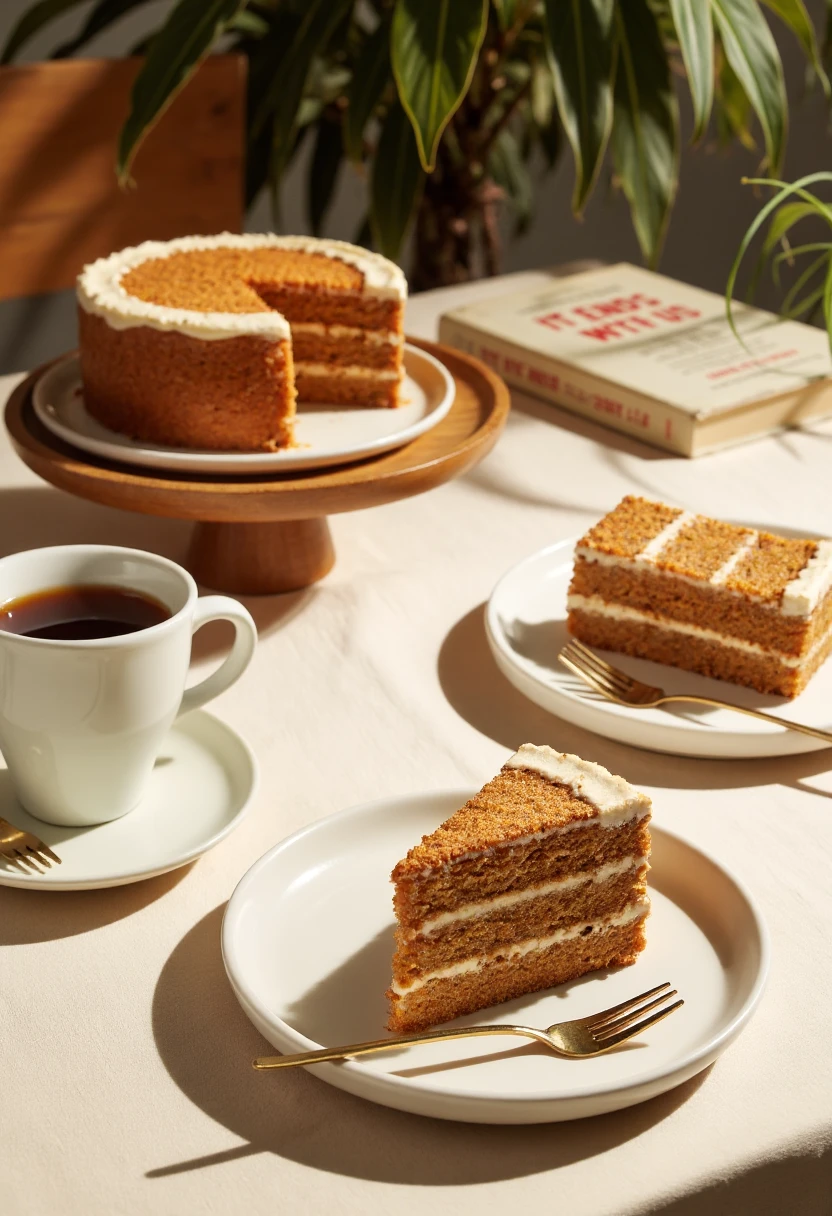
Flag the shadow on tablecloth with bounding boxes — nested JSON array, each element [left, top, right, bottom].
[[147, 905, 707, 1187], [437, 603, 832, 797]]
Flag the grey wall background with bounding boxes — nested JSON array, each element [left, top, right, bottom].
[[1, 0, 830, 373]]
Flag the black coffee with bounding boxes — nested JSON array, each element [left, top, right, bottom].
[[0, 584, 171, 640]]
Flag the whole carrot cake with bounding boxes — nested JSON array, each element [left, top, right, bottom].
[[387, 745, 651, 1033], [76, 234, 407, 452], [568, 495, 832, 697]]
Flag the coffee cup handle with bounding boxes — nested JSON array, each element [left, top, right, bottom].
[[177, 596, 258, 718]]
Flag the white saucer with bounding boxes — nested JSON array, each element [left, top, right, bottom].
[[0, 710, 257, 890], [32, 345, 454, 474], [486, 538, 832, 759], [222, 788, 768, 1125]]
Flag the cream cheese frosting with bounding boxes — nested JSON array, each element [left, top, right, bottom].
[[77, 232, 407, 343], [504, 744, 652, 828]]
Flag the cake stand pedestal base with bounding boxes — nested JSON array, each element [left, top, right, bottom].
[[186, 517, 335, 595]]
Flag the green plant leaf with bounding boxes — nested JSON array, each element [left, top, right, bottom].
[[489, 128, 533, 234], [611, 0, 679, 267], [370, 100, 425, 260], [668, 0, 714, 141], [762, 0, 830, 96], [711, 0, 787, 174], [1, 0, 89, 62], [391, 0, 488, 173], [117, 0, 244, 185], [715, 58, 756, 149], [544, 0, 615, 214], [780, 251, 828, 316], [344, 19, 391, 163], [51, 0, 148, 58], [726, 172, 832, 343], [308, 117, 343, 235], [255, 0, 353, 188]]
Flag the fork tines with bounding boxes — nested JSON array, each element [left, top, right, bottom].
[[558, 639, 659, 704], [0, 817, 62, 874], [586, 981, 683, 1048]]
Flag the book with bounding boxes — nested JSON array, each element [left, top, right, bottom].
[[438, 262, 832, 456]]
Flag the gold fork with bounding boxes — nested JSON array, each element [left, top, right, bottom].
[[0, 817, 62, 873], [559, 638, 832, 745], [252, 981, 682, 1069]]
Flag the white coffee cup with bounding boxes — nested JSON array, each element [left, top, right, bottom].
[[0, 545, 257, 827]]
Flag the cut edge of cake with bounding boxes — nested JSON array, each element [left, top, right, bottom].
[[568, 495, 832, 698], [387, 744, 652, 1033]]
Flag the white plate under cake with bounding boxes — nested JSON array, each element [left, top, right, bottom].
[[32, 344, 455, 475], [222, 785, 768, 1124], [486, 534, 832, 758]]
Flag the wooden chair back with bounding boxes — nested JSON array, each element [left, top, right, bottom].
[[0, 55, 245, 301]]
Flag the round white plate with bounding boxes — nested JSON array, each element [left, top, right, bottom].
[[0, 710, 257, 890], [486, 538, 832, 759], [222, 788, 768, 1125], [32, 344, 455, 474]]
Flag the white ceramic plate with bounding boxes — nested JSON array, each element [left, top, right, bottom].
[[0, 710, 257, 890], [222, 788, 768, 1125], [486, 538, 832, 759], [32, 345, 455, 474]]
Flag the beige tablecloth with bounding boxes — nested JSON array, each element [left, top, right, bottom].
[[2, 275, 832, 1215]]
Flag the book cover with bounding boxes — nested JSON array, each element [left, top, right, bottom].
[[438, 263, 832, 456]]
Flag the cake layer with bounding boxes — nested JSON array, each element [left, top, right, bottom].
[[78, 312, 295, 451], [568, 605, 832, 697], [387, 908, 648, 1032], [294, 370, 399, 407], [575, 496, 832, 618], [394, 811, 650, 926], [290, 328, 402, 370], [394, 749, 651, 882], [253, 286, 401, 330], [569, 558, 830, 655], [392, 862, 648, 977]]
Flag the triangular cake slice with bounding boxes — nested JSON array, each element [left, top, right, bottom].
[[387, 745, 651, 1032]]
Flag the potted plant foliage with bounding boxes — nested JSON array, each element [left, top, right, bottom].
[[3, 0, 828, 290]]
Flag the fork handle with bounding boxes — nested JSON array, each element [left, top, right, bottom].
[[253, 1024, 547, 1069], [657, 694, 832, 744]]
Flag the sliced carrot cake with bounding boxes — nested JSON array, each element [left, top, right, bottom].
[[76, 234, 407, 452], [387, 745, 651, 1033], [568, 495, 832, 697]]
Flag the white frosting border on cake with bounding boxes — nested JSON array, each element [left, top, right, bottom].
[[391, 898, 650, 995], [408, 854, 648, 938], [77, 232, 406, 342], [782, 540, 832, 616], [576, 503, 832, 619], [504, 744, 652, 827], [567, 593, 831, 667]]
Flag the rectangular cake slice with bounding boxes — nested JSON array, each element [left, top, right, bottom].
[[568, 495, 832, 698], [387, 745, 651, 1033]]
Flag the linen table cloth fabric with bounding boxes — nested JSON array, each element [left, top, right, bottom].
[[1, 273, 831, 1215]]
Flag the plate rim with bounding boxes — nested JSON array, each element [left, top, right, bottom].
[[0, 709, 258, 891], [221, 787, 769, 1115], [31, 345, 455, 474], [485, 534, 832, 757]]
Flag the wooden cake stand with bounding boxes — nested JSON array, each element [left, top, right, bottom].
[[5, 338, 510, 595]]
